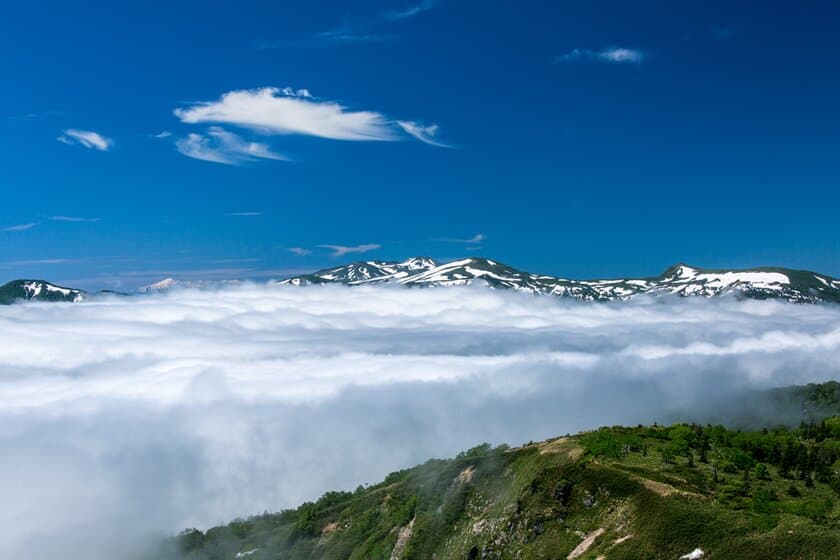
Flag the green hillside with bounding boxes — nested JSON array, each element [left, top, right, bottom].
[[158, 414, 840, 559]]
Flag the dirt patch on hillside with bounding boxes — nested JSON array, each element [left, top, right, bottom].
[[567, 528, 605, 559], [457, 465, 476, 485], [390, 517, 415, 560], [627, 473, 701, 498]]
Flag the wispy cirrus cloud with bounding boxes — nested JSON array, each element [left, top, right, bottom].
[[288, 247, 312, 256], [397, 120, 452, 148], [48, 216, 101, 223], [174, 87, 449, 151], [2, 222, 40, 232], [255, 1, 436, 49], [175, 126, 286, 166], [254, 21, 392, 48], [6, 110, 64, 122], [226, 212, 263, 217], [313, 20, 393, 44], [1, 258, 79, 266], [385, 0, 436, 21], [57, 129, 113, 151], [556, 47, 646, 64], [318, 243, 381, 257], [436, 233, 486, 244]]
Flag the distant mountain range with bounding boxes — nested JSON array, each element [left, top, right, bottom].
[[3, 258, 840, 304], [280, 257, 840, 303]]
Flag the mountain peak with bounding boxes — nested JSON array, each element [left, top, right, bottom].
[[140, 277, 177, 292], [397, 256, 438, 270], [661, 263, 699, 279]]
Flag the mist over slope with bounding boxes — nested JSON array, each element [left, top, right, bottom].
[[1, 284, 839, 559], [163, 415, 840, 560]]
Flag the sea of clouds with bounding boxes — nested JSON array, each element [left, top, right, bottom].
[[1, 283, 839, 559]]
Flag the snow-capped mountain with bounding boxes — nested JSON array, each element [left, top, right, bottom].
[[139, 277, 177, 293], [0, 279, 84, 304], [281, 257, 840, 303], [137, 278, 243, 293], [279, 257, 438, 286]]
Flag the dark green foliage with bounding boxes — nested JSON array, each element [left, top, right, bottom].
[[178, 529, 204, 553], [579, 427, 644, 459]]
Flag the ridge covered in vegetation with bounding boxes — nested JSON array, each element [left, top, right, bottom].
[[156, 383, 840, 559]]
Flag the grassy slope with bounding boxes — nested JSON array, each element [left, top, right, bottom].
[[165, 415, 840, 560]]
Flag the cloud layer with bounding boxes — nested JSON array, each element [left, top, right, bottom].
[[1, 286, 839, 559]]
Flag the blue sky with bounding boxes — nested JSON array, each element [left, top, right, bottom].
[[1, 0, 839, 289]]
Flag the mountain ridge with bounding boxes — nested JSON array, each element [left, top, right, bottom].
[[280, 257, 840, 303], [2, 259, 839, 304]]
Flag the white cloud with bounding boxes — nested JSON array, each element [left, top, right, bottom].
[[385, 0, 436, 20], [317, 243, 381, 257], [226, 212, 263, 217], [57, 129, 113, 151], [175, 87, 396, 141], [175, 127, 287, 166], [556, 47, 646, 64], [153, 131, 172, 139], [174, 87, 448, 148], [2, 222, 39, 232], [396, 120, 452, 147], [0, 288, 838, 559], [288, 247, 312, 256]]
